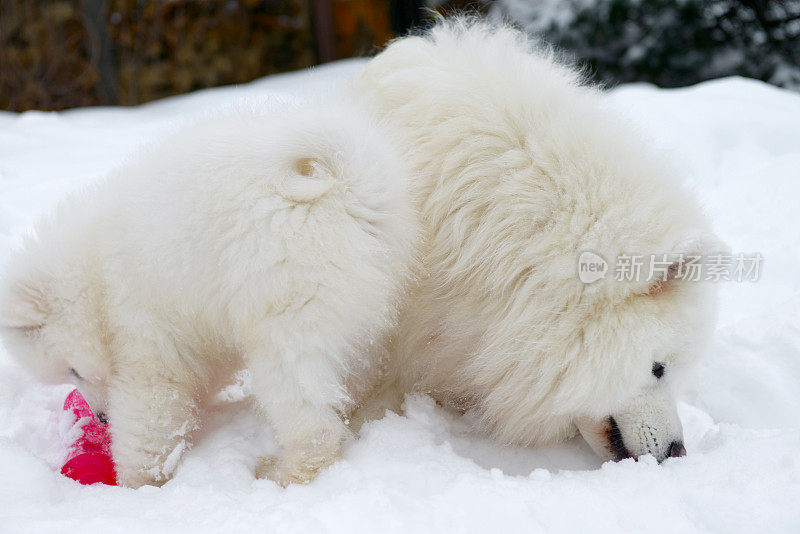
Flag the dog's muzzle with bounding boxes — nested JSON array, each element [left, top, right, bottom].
[[667, 440, 687, 458]]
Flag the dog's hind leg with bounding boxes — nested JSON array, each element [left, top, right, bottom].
[[247, 319, 354, 486]]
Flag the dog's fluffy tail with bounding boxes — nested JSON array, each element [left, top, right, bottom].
[[270, 99, 417, 256]]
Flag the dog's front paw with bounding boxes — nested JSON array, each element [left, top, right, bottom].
[[113, 441, 184, 488], [114, 461, 168, 489], [255, 450, 337, 486]]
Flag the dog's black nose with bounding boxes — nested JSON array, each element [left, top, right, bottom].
[[667, 440, 686, 458], [96, 412, 108, 425]]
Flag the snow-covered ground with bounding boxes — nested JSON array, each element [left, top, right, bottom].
[[1, 62, 799, 533]]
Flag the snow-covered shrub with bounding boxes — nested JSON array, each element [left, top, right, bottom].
[[493, 0, 800, 90]]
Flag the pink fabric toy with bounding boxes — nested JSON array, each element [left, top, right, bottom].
[[60, 389, 117, 486]]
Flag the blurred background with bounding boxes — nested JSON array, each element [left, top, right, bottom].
[[1, 0, 798, 112]]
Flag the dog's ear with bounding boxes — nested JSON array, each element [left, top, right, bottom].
[[0, 275, 50, 328], [646, 232, 729, 296], [674, 232, 730, 259], [646, 258, 683, 296]]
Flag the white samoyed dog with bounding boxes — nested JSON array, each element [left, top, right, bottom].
[[352, 19, 724, 462], [0, 96, 417, 487]]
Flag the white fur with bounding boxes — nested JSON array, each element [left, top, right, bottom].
[[353, 19, 722, 461], [0, 96, 417, 487]]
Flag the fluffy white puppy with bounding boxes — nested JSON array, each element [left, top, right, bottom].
[[0, 97, 417, 487], [353, 19, 723, 462]]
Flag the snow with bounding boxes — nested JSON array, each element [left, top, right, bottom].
[[1, 62, 799, 532]]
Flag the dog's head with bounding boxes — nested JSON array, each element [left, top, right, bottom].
[[0, 261, 111, 419], [571, 232, 725, 463]]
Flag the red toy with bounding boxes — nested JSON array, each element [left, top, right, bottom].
[[60, 389, 117, 486]]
